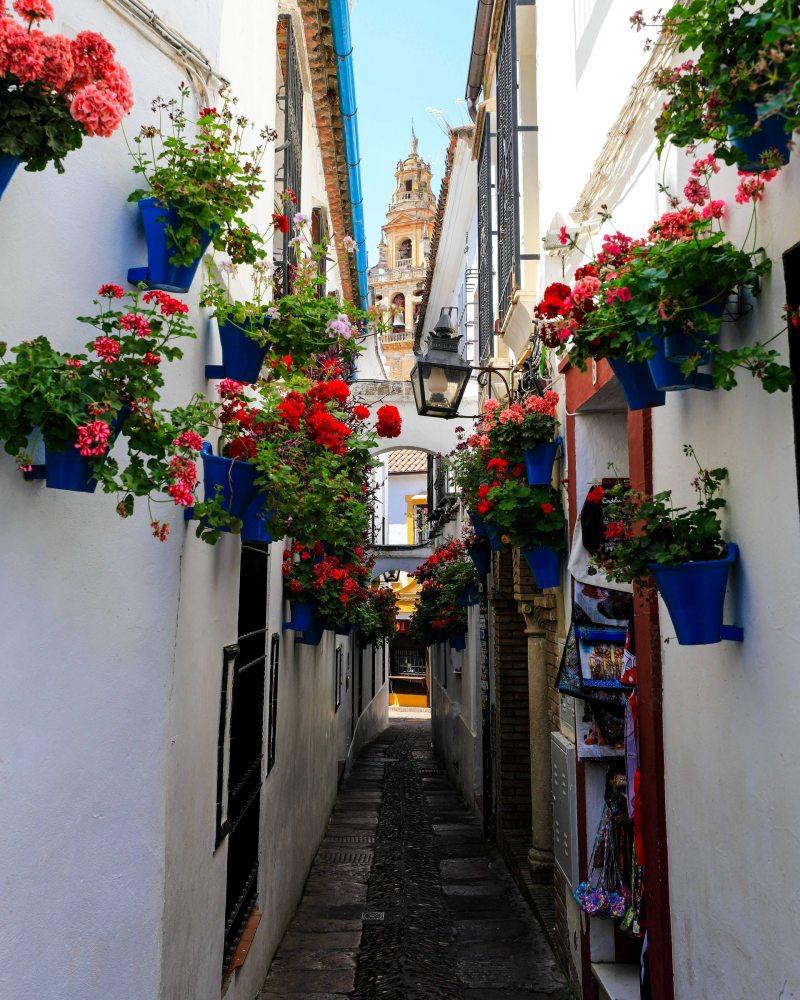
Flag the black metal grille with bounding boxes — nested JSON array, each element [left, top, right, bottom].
[[335, 646, 343, 712], [267, 633, 279, 774], [222, 547, 270, 972], [478, 117, 494, 363], [496, 2, 519, 319], [371, 646, 376, 700], [275, 14, 304, 297]]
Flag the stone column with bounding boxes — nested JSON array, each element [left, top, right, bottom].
[[518, 600, 554, 882]]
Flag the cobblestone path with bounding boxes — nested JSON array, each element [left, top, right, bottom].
[[259, 720, 571, 999]]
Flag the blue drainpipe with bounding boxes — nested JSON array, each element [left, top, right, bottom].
[[329, 0, 369, 310]]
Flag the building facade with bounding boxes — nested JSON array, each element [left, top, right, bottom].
[[0, 3, 386, 999], [417, 2, 800, 999]]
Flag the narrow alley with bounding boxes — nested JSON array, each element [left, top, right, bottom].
[[260, 717, 570, 999]]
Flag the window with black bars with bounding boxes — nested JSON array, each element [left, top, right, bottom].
[[220, 546, 270, 974], [274, 14, 304, 297], [496, 2, 520, 320], [783, 242, 800, 514], [478, 116, 495, 363]]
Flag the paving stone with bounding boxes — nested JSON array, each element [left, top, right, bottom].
[[260, 720, 569, 1000]]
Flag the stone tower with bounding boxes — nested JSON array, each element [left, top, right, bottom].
[[368, 129, 437, 381]]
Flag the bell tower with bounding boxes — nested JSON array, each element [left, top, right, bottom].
[[368, 129, 437, 381]]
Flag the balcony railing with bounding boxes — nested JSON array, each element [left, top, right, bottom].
[[382, 330, 413, 344], [371, 264, 427, 284]]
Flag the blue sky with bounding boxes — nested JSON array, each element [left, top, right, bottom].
[[350, 0, 475, 266]]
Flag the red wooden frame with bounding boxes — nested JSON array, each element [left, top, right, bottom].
[[563, 365, 674, 1000]]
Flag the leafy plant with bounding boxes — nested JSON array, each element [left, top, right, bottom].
[[641, 0, 800, 168], [355, 587, 398, 645], [595, 445, 728, 586], [484, 391, 560, 457], [481, 480, 567, 552], [128, 87, 276, 267], [0, 2, 133, 171]]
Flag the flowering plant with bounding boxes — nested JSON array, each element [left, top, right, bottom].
[[0, 1, 132, 171], [541, 192, 793, 392], [594, 446, 727, 586], [128, 87, 276, 267], [312, 547, 374, 626], [409, 577, 467, 646], [201, 259, 275, 350], [0, 283, 193, 471], [415, 538, 466, 581], [485, 390, 560, 457], [266, 217, 365, 364], [636, 1, 800, 169], [355, 586, 398, 645], [449, 424, 492, 511], [481, 479, 567, 552], [282, 541, 323, 602]]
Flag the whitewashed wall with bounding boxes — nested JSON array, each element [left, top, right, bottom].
[[0, 3, 386, 999], [535, 1, 800, 996]]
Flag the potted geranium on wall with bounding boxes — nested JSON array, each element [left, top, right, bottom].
[[0, 283, 194, 493], [127, 88, 276, 292], [0, 0, 133, 197], [594, 446, 736, 645], [282, 541, 322, 632], [484, 390, 561, 486], [480, 477, 567, 589], [635, 1, 798, 171]]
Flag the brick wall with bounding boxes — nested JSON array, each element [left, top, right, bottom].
[[490, 551, 532, 844]]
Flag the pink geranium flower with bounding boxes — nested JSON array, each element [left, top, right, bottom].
[[70, 84, 125, 138], [13, 0, 53, 21], [74, 420, 111, 457], [93, 336, 119, 363]]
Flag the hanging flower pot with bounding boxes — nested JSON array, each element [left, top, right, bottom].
[[44, 406, 131, 494], [608, 356, 666, 411], [200, 442, 257, 528], [448, 632, 466, 652], [523, 437, 562, 487], [636, 328, 714, 392], [468, 544, 491, 576], [521, 545, 562, 590], [485, 521, 504, 552], [131, 198, 213, 293], [287, 599, 315, 632], [241, 494, 274, 545], [218, 317, 271, 383], [729, 102, 791, 172], [648, 543, 739, 646], [457, 581, 480, 607], [44, 448, 100, 493], [333, 621, 352, 637], [469, 511, 488, 537], [0, 155, 20, 200], [297, 616, 326, 646]]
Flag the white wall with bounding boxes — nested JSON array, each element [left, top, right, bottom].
[[0, 3, 385, 999], [534, 2, 800, 995]]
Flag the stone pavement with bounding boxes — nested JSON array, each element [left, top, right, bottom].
[[259, 720, 572, 999]]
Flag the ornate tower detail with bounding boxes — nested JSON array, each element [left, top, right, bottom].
[[368, 130, 437, 381]]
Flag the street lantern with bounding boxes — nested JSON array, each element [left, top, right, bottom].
[[382, 569, 401, 584], [410, 308, 472, 419]]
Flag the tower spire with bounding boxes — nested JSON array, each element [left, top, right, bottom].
[[410, 121, 418, 156]]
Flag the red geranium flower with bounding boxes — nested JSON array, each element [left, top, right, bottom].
[[586, 485, 605, 503], [352, 404, 371, 420], [376, 404, 402, 438], [540, 502, 555, 514], [272, 213, 290, 234]]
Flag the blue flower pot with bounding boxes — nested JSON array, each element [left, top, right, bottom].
[[485, 521, 504, 552], [523, 437, 562, 487], [649, 543, 739, 646], [637, 327, 712, 392], [458, 581, 480, 607], [288, 599, 315, 631], [218, 317, 271, 383], [448, 633, 466, 652], [44, 407, 130, 493], [468, 544, 491, 576], [44, 448, 99, 493], [334, 621, 352, 637], [608, 356, 666, 411], [729, 101, 791, 172], [469, 511, 488, 537], [297, 617, 325, 646], [134, 198, 213, 293], [200, 442, 257, 528], [521, 545, 562, 590], [241, 494, 273, 545], [0, 154, 20, 199]]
